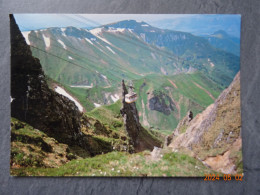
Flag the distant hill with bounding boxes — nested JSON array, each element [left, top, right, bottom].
[[201, 30, 240, 56]]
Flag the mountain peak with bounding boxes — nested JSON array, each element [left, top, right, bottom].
[[104, 19, 151, 30], [211, 30, 230, 38]]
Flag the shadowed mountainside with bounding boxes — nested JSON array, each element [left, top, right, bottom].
[[10, 14, 83, 145], [10, 15, 122, 157]]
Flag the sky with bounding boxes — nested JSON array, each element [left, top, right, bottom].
[[14, 14, 241, 37]]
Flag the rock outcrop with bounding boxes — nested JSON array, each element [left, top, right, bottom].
[[148, 91, 176, 116], [10, 15, 114, 157], [168, 72, 242, 174], [10, 15, 83, 145], [120, 80, 162, 152], [166, 110, 193, 146]]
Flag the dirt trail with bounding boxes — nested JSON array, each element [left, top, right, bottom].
[[193, 82, 215, 100], [168, 79, 178, 89]]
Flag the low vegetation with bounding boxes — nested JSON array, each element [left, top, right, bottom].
[[11, 150, 218, 177]]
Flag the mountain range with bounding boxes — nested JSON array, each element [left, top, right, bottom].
[[201, 30, 240, 56], [11, 15, 242, 176], [21, 19, 240, 130]]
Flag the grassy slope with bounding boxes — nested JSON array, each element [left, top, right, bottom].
[[10, 117, 71, 169], [11, 150, 219, 177], [29, 29, 225, 132], [46, 69, 223, 133], [88, 100, 123, 130], [11, 101, 221, 177], [134, 72, 224, 131], [51, 71, 223, 132], [29, 28, 172, 87], [63, 84, 118, 111], [10, 110, 131, 175]]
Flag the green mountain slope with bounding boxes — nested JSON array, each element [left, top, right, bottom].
[[25, 21, 239, 88], [133, 72, 223, 130], [26, 27, 179, 87], [105, 20, 240, 86], [21, 21, 237, 131], [48, 71, 223, 131]]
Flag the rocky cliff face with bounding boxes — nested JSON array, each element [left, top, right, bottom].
[[148, 91, 176, 116], [10, 15, 84, 147], [166, 110, 193, 146], [168, 72, 242, 174], [120, 80, 162, 152]]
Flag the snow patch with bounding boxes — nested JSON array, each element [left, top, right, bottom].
[[94, 103, 101, 107], [90, 28, 103, 36], [68, 56, 73, 60], [85, 38, 93, 45], [97, 36, 112, 45], [90, 28, 112, 45], [42, 34, 51, 48], [150, 30, 155, 32], [116, 28, 125, 32], [61, 28, 66, 36], [111, 94, 119, 102], [55, 86, 83, 112], [58, 39, 67, 49], [108, 27, 125, 33], [141, 24, 149, 27], [22, 31, 31, 45], [70, 83, 93, 88], [106, 46, 116, 54]]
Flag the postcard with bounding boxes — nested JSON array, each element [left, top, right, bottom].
[[10, 14, 242, 176]]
